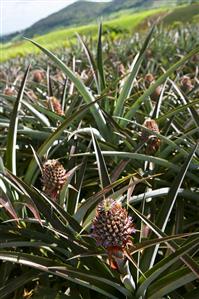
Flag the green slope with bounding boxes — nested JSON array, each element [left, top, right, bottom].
[[1, 3, 199, 62], [163, 2, 199, 23], [2, 0, 198, 43], [0, 8, 165, 62]]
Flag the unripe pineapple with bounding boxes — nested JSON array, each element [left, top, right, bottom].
[[48, 96, 64, 116], [117, 63, 126, 76], [41, 159, 68, 200], [144, 73, 155, 88], [144, 73, 162, 101], [91, 198, 135, 268], [4, 87, 16, 96], [27, 90, 38, 101], [141, 118, 160, 154], [145, 48, 153, 59], [180, 76, 193, 93], [33, 70, 44, 83]]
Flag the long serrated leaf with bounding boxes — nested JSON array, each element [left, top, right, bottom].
[[6, 64, 30, 174], [123, 45, 199, 127], [22, 99, 50, 127], [6, 170, 82, 234], [0, 192, 18, 222], [0, 251, 131, 298], [25, 38, 109, 139], [114, 25, 155, 118], [91, 128, 111, 189], [72, 151, 199, 184], [131, 232, 199, 254], [1, 171, 42, 225], [129, 206, 199, 279], [96, 23, 106, 91], [140, 143, 198, 272], [147, 265, 199, 299], [138, 238, 199, 298], [156, 98, 199, 123], [24, 98, 102, 185], [0, 269, 40, 299], [76, 33, 99, 92], [156, 143, 198, 234]]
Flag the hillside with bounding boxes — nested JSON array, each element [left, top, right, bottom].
[[1, 2, 199, 62], [2, 0, 198, 43], [1, 8, 162, 62]]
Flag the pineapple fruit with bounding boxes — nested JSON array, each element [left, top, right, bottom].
[[91, 198, 135, 269], [141, 118, 160, 154], [41, 159, 68, 200]]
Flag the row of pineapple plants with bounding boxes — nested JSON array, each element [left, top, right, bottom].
[[0, 22, 199, 298]]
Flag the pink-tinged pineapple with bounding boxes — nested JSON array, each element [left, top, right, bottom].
[[48, 96, 64, 116], [32, 70, 44, 83], [41, 159, 68, 200], [91, 198, 135, 269], [141, 118, 160, 154], [180, 76, 193, 93], [144, 73, 162, 102]]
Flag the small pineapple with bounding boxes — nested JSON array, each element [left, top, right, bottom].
[[180, 76, 193, 93], [41, 159, 68, 200], [144, 73, 155, 88], [117, 63, 126, 76], [4, 87, 16, 96], [33, 70, 44, 83], [144, 73, 162, 101], [141, 118, 160, 154], [26, 90, 38, 101], [91, 198, 135, 269], [48, 96, 64, 116]]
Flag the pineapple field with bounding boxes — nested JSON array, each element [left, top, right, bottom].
[[0, 18, 199, 299]]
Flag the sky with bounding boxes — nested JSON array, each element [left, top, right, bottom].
[[0, 0, 111, 36]]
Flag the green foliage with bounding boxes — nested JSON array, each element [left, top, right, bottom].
[[163, 3, 199, 24], [0, 21, 199, 299]]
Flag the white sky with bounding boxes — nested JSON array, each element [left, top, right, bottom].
[[0, 0, 111, 36]]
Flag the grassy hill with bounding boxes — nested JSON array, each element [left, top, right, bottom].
[[0, 8, 166, 62], [163, 2, 199, 23], [1, 2, 199, 62], [2, 0, 198, 43]]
